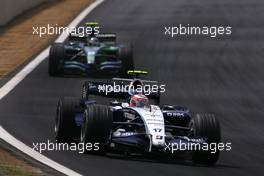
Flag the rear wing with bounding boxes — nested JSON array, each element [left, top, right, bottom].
[[68, 33, 116, 43], [111, 78, 158, 88], [126, 70, 148, 78], [68, 33, 86, 42], [84, 79, 161, 105], [96, 33, 116, 43]]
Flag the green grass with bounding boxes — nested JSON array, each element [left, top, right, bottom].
[[0, 164, 37, 176]]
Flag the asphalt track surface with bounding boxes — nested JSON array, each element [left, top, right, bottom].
[[1, 0, 264, 175]]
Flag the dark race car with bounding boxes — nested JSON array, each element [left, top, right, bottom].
[[48, 24, 134, 77], [54, 71, 221, 165]]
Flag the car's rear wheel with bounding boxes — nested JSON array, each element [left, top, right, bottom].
[[119, 44, 134, 77], [190, 114, 221, 165], [55, 97, 80, 143], [80, 104, 113, 154], [49, 43, 65, 76]]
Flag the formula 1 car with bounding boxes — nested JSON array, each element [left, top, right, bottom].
[[54, 71, 221, 165], [48, 23, 134, 77]]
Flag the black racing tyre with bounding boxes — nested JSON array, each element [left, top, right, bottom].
[[119, 44, 134, 77], [190, 114, 221, 165], [80, 104, 113, 154], [55, 97, 80, 143], [82, 83, 89, 100], [48, 43, 65, 76]]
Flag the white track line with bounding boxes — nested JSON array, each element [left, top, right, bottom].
[[0, 0, 104, 175], [0, 127, 82, 176]]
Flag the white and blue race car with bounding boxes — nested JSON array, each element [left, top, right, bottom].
[[54, 72, 221, 165]]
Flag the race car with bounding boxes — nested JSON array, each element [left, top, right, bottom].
[[54, 71, 221, 165], [48, 23, 134, 77]]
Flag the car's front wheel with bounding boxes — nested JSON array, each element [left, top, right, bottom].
[[80, 104, 113, 154], [55, 97, 80, 143]]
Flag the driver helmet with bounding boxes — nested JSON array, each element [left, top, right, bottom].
[[130, 94, 149, 107], [128, 80, 143, 95], [88, 37, 99, 46]]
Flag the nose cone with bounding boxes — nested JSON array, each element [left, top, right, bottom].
[[152, 135, 165, 147]]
